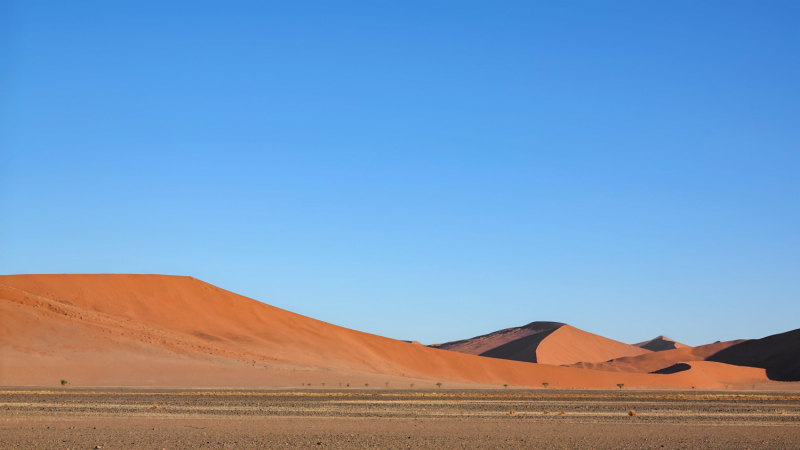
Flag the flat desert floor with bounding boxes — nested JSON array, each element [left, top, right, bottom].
[[2, 389, 800, 449]]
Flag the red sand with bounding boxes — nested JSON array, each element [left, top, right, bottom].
[[535, 325, 651, 366], [0, 274, 782, 390], [569, 340, 746, 373]]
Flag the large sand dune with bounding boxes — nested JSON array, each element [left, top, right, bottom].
[[0, 274, 781, 389], [708, 328, 800, 382], [432, 322, 650, 365]]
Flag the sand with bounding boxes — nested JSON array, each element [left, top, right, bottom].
[[0, 274, 788, 390]]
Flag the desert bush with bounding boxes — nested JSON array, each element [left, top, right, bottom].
[[559, 410, 566, 415], [436, 382, 442, 389], [60, 380, 68, 386], [617, 383, 624, 390], [508, 410, 516, 415], [503, 384, 508, 389], [628, 410, 637, 417], [542, 382, 549, 389], [543, 410, 550, 415]]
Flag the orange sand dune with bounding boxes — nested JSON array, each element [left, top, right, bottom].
[[634, 335, 690, 352], [0, 274, 781, 389], [432, 321, 650, 366], [569, 340, 745, 373]]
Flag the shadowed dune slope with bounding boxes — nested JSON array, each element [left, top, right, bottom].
[[634, 336, 690, 352], [0, 274, 779, 389], [569, 340, 746, 373], [708, 328, 800, 382], [429, 322, 563, 356]]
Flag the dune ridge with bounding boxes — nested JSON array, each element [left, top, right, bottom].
[[0, 274, 782, 389]]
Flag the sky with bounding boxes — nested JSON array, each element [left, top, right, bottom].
[[2, 1, 799, 346]]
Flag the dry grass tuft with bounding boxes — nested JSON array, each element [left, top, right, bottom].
[[150, 405, 158, 410], [558, 410, 566, 415], [543, 410, 550, 415], [780, 410, 787, 415], [628, 410, 637, 417], [508, 410, 516, 416]]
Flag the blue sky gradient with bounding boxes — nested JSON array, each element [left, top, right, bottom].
[[3, 1, 799, 346]]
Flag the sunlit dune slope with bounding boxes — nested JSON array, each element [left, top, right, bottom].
[[0, 274, 778, 389]]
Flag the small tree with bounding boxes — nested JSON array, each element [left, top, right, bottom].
[[617, 383, 624, 390], [346, 383, 350, 387], [410, 383, 415, 388], [542, 382, 549, 389], [385, 382, 389, 388], [339, 382, 342, 387], [365, 383, 369, 387], [321, 383, 326, 387], [60, 379, 68, 386], [503, 384, 508, 389], [436, 382, 442, 389]]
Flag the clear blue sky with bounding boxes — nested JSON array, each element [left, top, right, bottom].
[[2, 1, 798, 346]]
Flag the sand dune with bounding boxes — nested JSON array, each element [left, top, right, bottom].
[[0, 274, 782, 389], [569, 340, 745, 373], [432, 322, 650, 366], [634, 335, 690, 352], [708, 328, 800, 382]]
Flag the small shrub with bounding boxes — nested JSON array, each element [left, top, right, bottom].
[[385, 382, 389, 388], [503, 384, 508, 389], [365, 383, 369, 387], [150, 405, 158, 410], [321, 383, 326, 387], [543, 410, 550, 415], [628, 410, 637, 417], [60, 379, 68, 386], [436, 382, 442, 389], [558, 410, 566, 415], [780, 410, 787, 415], [617, 383, 624, 390], [542, 382, 549, 389], [508, 410, 516, 415], [410, 383, 415, 388]]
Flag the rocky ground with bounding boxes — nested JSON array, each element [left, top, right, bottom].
[[2, 388, 799, 449]]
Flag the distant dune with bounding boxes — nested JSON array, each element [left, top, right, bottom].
[[432, 322, 650, 366], [634, 336, 690, 352], [0, 274, 787, 389], [569, 340, 746, 373]]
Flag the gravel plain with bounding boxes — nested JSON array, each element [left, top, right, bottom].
[[2, 388, 799, 449]]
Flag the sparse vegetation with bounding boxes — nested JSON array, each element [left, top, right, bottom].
[[543, 410, 550, 415], [410, 383, 414, 388], [365, 383, 369, 387], [503, 384, 508, 389], [436, 382, 442, 389], [60, 379, 68, 386], [321, 383, 326, 387], [617, 383, 624, 390], [542, 382, 549, 389], [780, 410, 787, 415], [385, 382, 389, 388], [559, 410, 566, 415], [508, 410, 516, 415], [346, 383, 350, 387], [628, 410, 637, 417]]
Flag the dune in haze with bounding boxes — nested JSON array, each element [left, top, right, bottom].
[[0, 274, 782, 389], [634, 336, 690, 352], [432, 321, 650, 366]]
